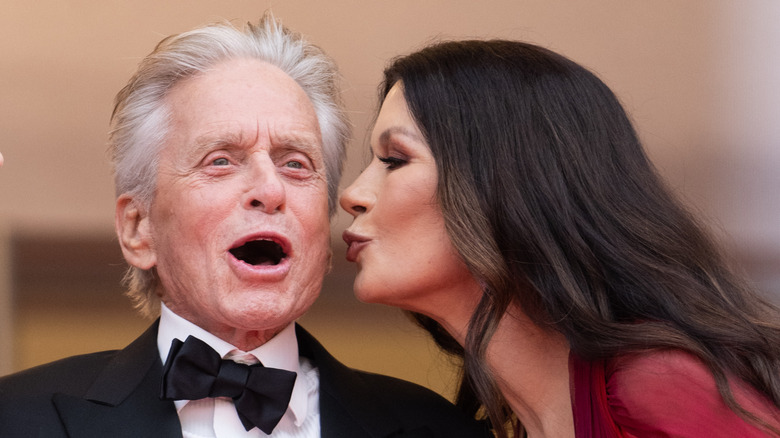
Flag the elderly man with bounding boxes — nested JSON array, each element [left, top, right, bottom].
[[0, 15, 489, 438]]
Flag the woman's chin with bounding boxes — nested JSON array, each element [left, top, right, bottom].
[[352, 281, 393, 306], [352, 284, 379, 304]]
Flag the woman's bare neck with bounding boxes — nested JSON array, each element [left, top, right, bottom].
[[486, 305, 574, 438]]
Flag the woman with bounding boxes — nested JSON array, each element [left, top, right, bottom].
[[340, 40, 780, 437]]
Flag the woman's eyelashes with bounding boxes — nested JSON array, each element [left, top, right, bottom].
[[377, 155, 407, 170]]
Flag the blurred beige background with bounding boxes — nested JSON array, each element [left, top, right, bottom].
[[1, 0, 779, 399]]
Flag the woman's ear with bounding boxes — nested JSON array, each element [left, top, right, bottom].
[[115, 194, 156, 270]]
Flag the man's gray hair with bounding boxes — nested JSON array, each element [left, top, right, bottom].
[[109, 14, 351, 317]]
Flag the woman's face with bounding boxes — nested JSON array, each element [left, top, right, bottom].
[[340, 83, 480, 321]]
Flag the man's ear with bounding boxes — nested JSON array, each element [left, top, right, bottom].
[[115, 194, 156, 270]]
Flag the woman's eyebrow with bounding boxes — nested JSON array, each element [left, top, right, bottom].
[[378, 126, 424, 145]]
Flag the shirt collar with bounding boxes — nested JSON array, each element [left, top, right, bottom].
[[157, 303, 310, 426]]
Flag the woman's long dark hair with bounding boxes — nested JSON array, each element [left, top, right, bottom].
[[380, 40, 780, 436]]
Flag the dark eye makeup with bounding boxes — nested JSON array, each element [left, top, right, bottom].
[[377, 155, 406, 170]]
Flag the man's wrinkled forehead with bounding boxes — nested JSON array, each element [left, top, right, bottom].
[[158, 108, 325, 171]]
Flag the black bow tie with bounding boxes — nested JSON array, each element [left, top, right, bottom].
[[160, 335, 297, 434]]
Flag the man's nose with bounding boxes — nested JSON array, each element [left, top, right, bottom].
[[244, 154, 285, 213]]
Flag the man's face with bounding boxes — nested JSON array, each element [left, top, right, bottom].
[[143, 58, 330, 341]]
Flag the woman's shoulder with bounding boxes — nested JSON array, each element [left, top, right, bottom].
[[604, 349, 779, 437], [607, 349, 711, 390]]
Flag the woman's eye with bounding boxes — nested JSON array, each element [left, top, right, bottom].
[[211, 157, 230, 166], [285, 160, 304, 169], [378, 156, 406, 170]]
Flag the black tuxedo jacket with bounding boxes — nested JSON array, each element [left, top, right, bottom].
[[0, 321, 490, 438]]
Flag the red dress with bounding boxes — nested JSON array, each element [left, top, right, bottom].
[[569, 349, 780, 437]]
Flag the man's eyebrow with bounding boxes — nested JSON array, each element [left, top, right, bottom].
[[272, 131, 322, 154], [378, 126, 423, 145], [190, 130, 322, 156], [192, 131, 246, 154]]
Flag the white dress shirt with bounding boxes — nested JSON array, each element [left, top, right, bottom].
[[157, 304, 321, 438]]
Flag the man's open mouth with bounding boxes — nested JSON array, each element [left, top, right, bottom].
[[229, 240, 287, 266]]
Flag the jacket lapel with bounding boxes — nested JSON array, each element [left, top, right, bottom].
[[296, 324, 433, 438], [52, 321, 182, 437]]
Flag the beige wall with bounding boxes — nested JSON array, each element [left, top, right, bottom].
[[1, 0, 779, 384]]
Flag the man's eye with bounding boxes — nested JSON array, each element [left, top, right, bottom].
[[285, 160, 304, 169], [377, 156, 406, 170], [212, 157, 230, 166]]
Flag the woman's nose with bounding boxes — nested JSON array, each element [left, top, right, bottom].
[[339, 172, 373, 217]]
